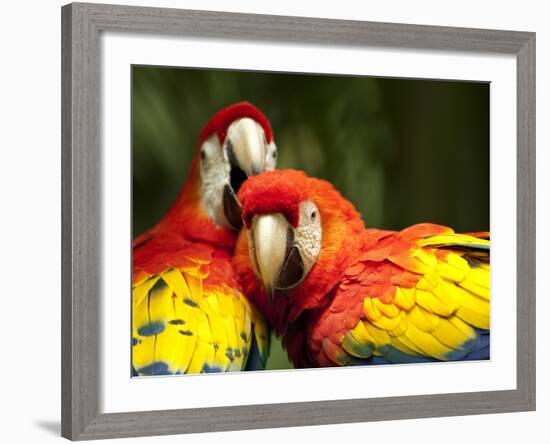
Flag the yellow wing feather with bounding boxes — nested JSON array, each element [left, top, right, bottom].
[[132, 266, 270, 375], [342, 231, 490, 364]]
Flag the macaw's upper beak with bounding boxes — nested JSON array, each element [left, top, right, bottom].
[[227, 118, 266, 177], [223, 118, 267, 230], [250, 214, 305, 301]]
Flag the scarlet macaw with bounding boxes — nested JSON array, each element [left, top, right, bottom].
[[233, 170, 490, 367], [132, 102, 277, 375]]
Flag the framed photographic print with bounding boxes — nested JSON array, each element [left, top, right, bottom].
[[61, 2, 536, 440]]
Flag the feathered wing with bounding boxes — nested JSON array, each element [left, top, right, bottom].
[[313, 224, 490, 366], [132, 235, 269, 375]]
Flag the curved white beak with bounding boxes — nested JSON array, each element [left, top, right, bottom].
[[251, 214, 289, 299], [250, 214, 305, 300], [226, 118, 266, 176]]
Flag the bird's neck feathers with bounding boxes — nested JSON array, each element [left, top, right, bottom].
[[155, 154, 236, 252], [282, 195, 367, 322]]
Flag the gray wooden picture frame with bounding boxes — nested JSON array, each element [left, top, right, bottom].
[[61, 2, 536, 440]]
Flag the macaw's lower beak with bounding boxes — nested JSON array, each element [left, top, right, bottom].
[[223, 118, 268, 231], [223, 184, 243, 230], [250, 214, 305, 301]]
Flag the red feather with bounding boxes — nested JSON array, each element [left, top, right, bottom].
[[198, 101, 273, 146], [239, 170, 309, 227]]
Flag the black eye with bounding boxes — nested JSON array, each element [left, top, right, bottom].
[[200, 149, 206, 161], [311, 211, 316, 220], [272, 150, 277, 159]]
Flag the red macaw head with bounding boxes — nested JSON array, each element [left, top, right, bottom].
[[195, 102, 277, 230], [234, 170, 366, 325]]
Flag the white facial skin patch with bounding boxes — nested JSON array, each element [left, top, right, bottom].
[[265, 141, 278, 171], [294, 200, 322, 277]]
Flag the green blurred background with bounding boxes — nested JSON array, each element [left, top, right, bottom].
[[132, 66, 489, 370]]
